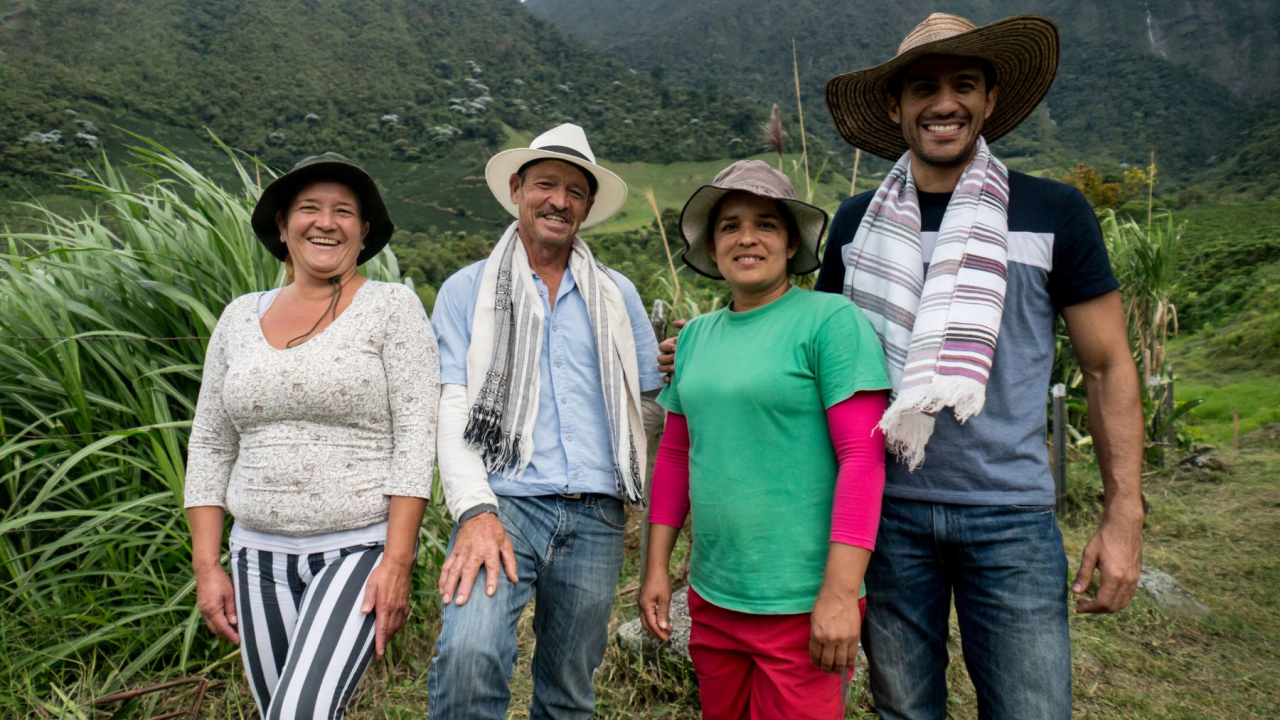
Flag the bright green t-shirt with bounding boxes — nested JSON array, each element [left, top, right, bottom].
[[658, 286, 889, 614]]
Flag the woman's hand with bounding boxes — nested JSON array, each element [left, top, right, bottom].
[[194, 566, 240, 644], [639, 571, 675, 642], [362, 558, 413, 658], [809, 585, 861, 675]]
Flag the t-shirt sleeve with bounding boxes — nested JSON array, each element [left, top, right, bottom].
[[1048, 188, 1119, 311], [814, 194, 870, 294], [813, 301, 891, 408], [431, 267, 476, 386]]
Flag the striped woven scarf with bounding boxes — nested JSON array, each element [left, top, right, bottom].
[[842, 138, 1010, 470], [463, 222, 647, 503]]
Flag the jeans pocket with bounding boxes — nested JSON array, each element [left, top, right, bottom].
[[593, 499, 627, 531]]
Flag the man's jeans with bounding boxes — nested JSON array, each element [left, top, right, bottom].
[[863, 498, 1072, 720], [427, 494, 626, 720]]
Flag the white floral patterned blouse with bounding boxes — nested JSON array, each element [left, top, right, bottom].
[[184, 281, 439, 536]]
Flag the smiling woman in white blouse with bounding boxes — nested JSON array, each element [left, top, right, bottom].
[[183, 153, 438, 720]]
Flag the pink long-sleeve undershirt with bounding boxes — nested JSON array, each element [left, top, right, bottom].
[[648, 391, 888, 549]]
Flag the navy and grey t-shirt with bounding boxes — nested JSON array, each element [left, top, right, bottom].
[[814, 171, 1118, 505]]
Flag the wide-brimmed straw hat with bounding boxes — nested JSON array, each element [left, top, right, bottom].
[[678, 160, 828, 280], [825, 13, 1060, 161], [251, 152, 394, 265], [485, 123, 627, 229]]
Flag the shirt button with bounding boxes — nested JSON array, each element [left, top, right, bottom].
[[572, 472, 580, 479], [552, 324, 558, 332], [554, 360, 562, 368], [560, 396, 567, 404], [566, 434, 574, 442]]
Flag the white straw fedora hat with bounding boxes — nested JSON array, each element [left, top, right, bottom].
[[825, 13, 1059, 161], [485, 123, 628, 229]]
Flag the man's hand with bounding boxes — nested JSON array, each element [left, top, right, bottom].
[[194, 566, 240, 644], [1072, 503, 1143, 613], [438, 513, 518, 606], [362, 558, 412, 657], [656, 320, 686, 380], [810, 585, 861, 675], [638, 571, 674, 642]]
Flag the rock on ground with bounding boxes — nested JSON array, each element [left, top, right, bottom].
[[617, 584, 692, 663], [1139, 566, 1211, 617]]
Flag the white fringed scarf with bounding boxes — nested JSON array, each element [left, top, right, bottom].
[[842, 138, 1010, 470], [464, 222, 647, 503]]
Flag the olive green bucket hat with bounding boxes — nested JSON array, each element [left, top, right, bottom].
[[250, 152, 394, 265]]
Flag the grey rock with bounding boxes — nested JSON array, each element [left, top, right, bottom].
[[380, 114, 400, 125], [1139, 566, 1210, 617], [267, 131, 287, 147], [66, 168, 90, 180], [305, 113, 321, 123], [75, 132, 98, 149], [616, 585, 692, 663], [1178, 454, 1230, 473]]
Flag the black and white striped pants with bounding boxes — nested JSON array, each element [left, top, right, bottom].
[[231, 543, 384, 720]]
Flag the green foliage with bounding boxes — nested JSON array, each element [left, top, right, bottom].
[[0, 139, 446, 710], [0, 0, 764, 188], [528, 0, 1278, 181], [1173, 201, 1280, 334]]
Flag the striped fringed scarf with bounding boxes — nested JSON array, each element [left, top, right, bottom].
[[463, 222, 647, 503], [842, 138, 1010, 470]]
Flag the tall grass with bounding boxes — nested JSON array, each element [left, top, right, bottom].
[[0, 138, 423, 710]]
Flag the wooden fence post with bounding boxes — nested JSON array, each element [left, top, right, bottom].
[[1164, 370, 1176, 464], [638, 299, 670, 589], [1052, 383, 1067, 514], [1233, 412, 1240, 451]]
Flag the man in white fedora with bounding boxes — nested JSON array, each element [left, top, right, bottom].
[[815, 13, 1144, 719], [427, 123, 663, 718]]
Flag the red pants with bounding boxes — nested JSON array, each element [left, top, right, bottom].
[[687, 587, 866, 720]]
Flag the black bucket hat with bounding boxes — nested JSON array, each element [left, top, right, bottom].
[[250, 152, 394, 265]]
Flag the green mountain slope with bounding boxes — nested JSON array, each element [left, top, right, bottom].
[[527, 0, 1279, 178], [0, 0, 765, 189]]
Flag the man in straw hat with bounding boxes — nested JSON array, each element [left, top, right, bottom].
[[427, 123, 663, 718], [816, 13, 1145, 718]]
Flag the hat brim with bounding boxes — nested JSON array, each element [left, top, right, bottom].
[[251, 161, 394, 266], [824, 15, 1060, 161], [677, 185, 829, 281], [485, 148, 628, 229]]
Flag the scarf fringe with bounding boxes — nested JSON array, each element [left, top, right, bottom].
[[880, 376, 988, 470], [464, 403, 520, 474]]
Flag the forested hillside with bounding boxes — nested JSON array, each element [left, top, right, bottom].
[[0, 0, 762, 189], [528, 0, 1280, 180]]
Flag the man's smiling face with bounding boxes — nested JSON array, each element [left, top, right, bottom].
[[887, 54, 999, 169], [509, 159, 595, 249]]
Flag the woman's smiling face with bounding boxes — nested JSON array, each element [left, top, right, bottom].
[[708, 191, 796, 294], [276, 180, 369, 281]]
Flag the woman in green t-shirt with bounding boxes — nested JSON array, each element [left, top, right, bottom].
[[639, 160, 890, 719]]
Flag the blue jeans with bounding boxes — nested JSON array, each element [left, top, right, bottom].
[[863, 498, 1072, 720], [427, 494, 626, 720]]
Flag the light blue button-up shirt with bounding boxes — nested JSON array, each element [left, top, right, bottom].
[[433, 259, 664, 498]]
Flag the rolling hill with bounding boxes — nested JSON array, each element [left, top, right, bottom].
[[527, 0, 1280, 180]]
